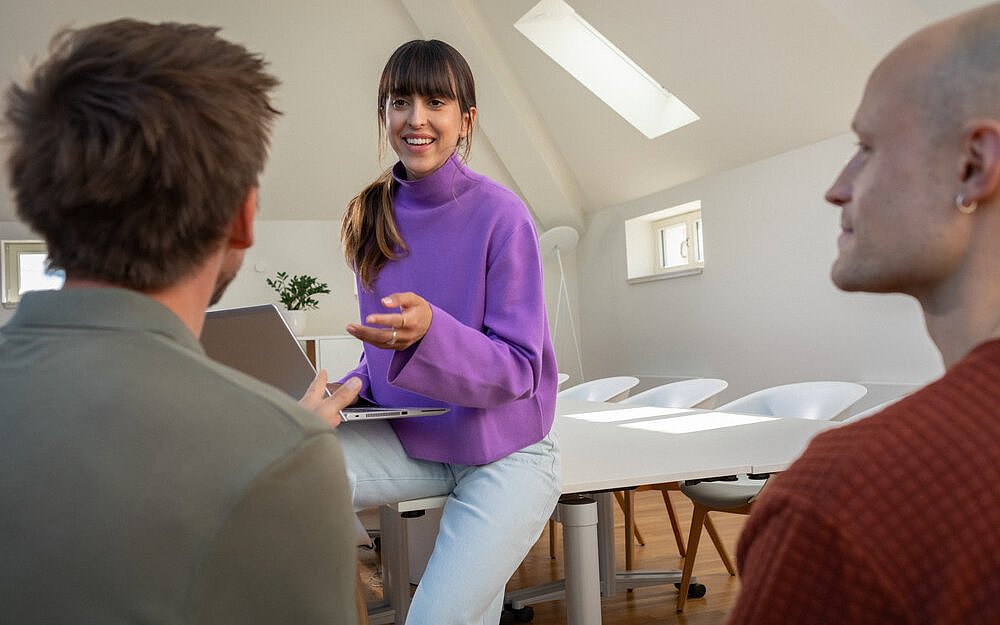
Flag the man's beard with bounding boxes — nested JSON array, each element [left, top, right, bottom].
[[209, 262, 240, 306]]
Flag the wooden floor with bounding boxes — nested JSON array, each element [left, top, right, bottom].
[[504, 490, 746, 625], [360, 490, 746, 625]]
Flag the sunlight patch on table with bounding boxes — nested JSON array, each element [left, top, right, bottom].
[[561, 406, 692, 423], [623, 412, 776, 433]]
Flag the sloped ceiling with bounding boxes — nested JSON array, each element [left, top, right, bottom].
[[0, 0, 991, 228]]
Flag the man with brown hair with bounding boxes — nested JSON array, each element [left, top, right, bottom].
[[728, 4, 1000, 624], [0, 19, 360, 624]]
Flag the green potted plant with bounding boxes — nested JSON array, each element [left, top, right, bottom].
[[266, 271, 330, 335]]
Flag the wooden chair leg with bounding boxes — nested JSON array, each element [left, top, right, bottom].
[[660, 486, 686, 557], [615, 490, 646, 553], [615, 489, 646, 575], [614, 490, 645, 545], [623, 490, 635, 572], [356, 562, 371, 625], [631, 500, 645, 546], [613, 490, 626, 519], [677, 503, 709, 613], [704, 513, 736, 575]]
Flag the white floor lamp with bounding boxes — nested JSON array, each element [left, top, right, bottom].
[[539, 226, 584, 381]]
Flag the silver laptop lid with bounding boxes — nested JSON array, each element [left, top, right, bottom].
[[201, 304, 314, 399]]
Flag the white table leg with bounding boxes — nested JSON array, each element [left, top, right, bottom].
[[376, 505, 411, 624], [594, 492, 617, 597], [558, 495, 602, 625]]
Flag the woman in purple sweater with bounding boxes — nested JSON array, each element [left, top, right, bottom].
[[334, 40, 561, 624]]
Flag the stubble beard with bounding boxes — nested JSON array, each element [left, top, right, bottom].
[[209, 259, 242, 307]]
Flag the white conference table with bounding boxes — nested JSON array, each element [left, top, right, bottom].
[[371, 398, 840, 625]]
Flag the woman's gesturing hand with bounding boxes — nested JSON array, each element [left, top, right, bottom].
[[346, 292, 432, 351]]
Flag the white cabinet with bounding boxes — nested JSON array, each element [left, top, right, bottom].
[[317, 335, 363, 376], [303, 335, 363, 377]]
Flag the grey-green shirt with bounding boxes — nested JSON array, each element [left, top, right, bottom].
[[0, 288, 358, 625]]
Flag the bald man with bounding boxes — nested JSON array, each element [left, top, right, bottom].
[[727, 5, 1000, 625]]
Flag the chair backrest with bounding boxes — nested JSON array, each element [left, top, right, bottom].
[[841, 396, 907, 424], [620, 378, 729, 409], [557, 376, 640, 402], [717, 381, 867, 421]]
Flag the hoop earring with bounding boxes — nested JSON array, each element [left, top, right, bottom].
[[955, 193, 978, 215]]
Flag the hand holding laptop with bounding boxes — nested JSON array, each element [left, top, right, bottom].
[[299, 371, 362, 428], [201, 304, 447, 426]]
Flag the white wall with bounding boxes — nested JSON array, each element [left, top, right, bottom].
[[212, 220, 359, 338], [576, 133, 943, 406]]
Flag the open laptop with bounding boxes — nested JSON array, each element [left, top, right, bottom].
[[201, 304, 446, 421]]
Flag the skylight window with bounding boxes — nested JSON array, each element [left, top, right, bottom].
[[515, 0, 698, 139]]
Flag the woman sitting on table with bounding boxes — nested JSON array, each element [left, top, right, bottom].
[[331, 39, 561, 625]]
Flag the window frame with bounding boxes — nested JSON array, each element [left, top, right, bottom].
[[652, 211, 704, 274], [1, 240, 63, 308], [625, 200, 704, 284]]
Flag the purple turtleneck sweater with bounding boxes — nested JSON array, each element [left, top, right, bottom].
[[341, 155, 557, 465]]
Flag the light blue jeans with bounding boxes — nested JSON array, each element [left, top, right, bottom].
[[337, 420, 561, 625]]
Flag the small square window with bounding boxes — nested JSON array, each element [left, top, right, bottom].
[[653, 212, 704, 274], [2, 240, 65, 308], [625, 200, 704, 283]]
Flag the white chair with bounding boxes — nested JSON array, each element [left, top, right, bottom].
[[716, 380, 868, 420], [840, 395, 907, 424], [556, 372, 570, 387], [620, 378, 729, 408], [557, 375, 640, 402], [675, 381, 867, 612], [616, 379, 730, 568]]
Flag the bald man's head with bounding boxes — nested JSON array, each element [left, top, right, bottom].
[[825, 2, 1000, 301], [887, 3, 1000, 139]]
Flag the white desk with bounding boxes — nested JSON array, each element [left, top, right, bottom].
[[553, 398, 833, 491], [372, 398, 838, 625]]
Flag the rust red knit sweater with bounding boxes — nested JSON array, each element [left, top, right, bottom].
[[728, 339, 1000, 625]]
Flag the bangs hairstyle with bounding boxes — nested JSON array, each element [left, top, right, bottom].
[[343, 39, 478, 291]]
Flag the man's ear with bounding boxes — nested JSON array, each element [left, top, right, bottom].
[[959, 121, 1000, 202], [228, 187, 257, 250]]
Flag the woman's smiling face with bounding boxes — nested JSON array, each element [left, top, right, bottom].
[[385, 91, 475, 180]]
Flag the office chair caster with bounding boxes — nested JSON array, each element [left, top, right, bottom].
[[674, 582, 707, 598], [500, 604, 534, 623]]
